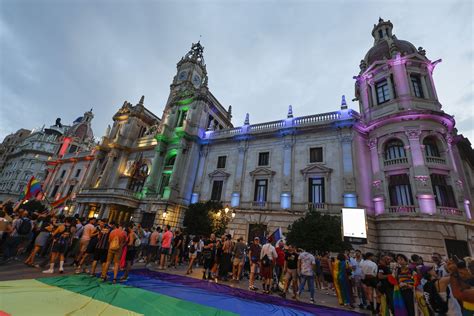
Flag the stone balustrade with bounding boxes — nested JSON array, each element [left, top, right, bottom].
[[438, 206, 463, 216], [426, 156, 446, 164], [79, 188, 138, 199], [388, 205, 418, 213], [203, 110, 348, 139], [384, 157, 409, 166]]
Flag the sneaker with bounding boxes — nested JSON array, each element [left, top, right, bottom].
[[43, 269, 54, 274], [310, 298, 315, 304], [59, 269, 64, 274], [279, 292, 286, 299], [75, 269, 82, 274], [249, 286, 258, 291], [138, 259, 145, 263]]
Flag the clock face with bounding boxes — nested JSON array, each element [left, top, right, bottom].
[[192, 74, 201, 87], [178, 71, 187, 81]]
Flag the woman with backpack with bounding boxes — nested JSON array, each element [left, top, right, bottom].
[[43, 217, 75, 274], [423, 266, 462, 316]]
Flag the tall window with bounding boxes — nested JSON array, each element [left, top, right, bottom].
[[258, 152, 269, 166], [431, 174, 456, 207], [67, 185, 75, 195], [159, 174, 170, 196], [75, 169, 81, 178], [309, 147, 323, 163], [308, 177, 325, 204], [165, 155, 176, 168], [388, 174, 414, 206], [254, 179, 268, 202], [410, 75, 424, 98], [211, 180, 223, 201], [423, 137, 440, 157], [217, 156, 227, 169], [50, 185, 59, 198], [376, 80, 391, 104], [176, 109, 188, 128], [385, 139, 406, 160], [60, 170, 66, 178]]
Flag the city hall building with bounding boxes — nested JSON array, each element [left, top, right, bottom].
[[42, 19, 473, 259]]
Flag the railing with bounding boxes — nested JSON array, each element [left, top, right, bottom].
[[248, 120, 285, 132], [293, 112, 341, 126], [388, 205, 417, 213], [384, 157, 408, 166], [438, 207, 463, 216], [251, 201, 267, 208], [203, 110, 347, 139], [426, 156, 446, 164], [79, 188, 138, 199], [307, 203, 326, 210]]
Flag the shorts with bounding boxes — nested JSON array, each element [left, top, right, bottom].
[[260, 264, 273, 279], [106, 248, 121, 264], [52, 238, 69, 254], [250, 262, 259, 273], [161, 247, 170, 255], [285, 268, 298, 281], [35, 232, 50, 248], [172, 247, 181, 257], [79, 239, 90, 253], [363, 276, 378, 288], [148, 245, 158, 256], [126, 248, 136, 262], [93, 248, 108, 263], [86, 240, 98, 254], [323, 272, 333, 283], [233, 258, 243, 266]]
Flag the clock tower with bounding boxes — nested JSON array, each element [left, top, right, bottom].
[[144, 42, 232, 221]]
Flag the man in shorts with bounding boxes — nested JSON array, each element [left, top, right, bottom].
[[159, 225, 172, 270], [280, 245, 299, 299], [248, 237, 262, 291], [232, 237, 246, 281], [360, 252, 378, 311], [101, 223, 126, 283], [90, 220, 112, 276]]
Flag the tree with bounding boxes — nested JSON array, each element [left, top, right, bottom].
[[286, 211, 351, 253], [182, 201, 224, 236]]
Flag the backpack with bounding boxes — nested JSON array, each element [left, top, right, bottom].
[[190, 244, 196, 254], [423, 280, 449, 314], [134, 233, 141, 247], [262, 254, 271, 267], [110, 236, 120, 250], [17, 218, 32, 235]]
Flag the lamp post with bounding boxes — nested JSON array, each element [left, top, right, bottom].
[[162, 203, 169, 226]]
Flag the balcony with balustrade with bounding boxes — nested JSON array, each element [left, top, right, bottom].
[[76, 187, 141, 208]]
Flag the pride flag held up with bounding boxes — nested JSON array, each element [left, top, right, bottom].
[[22, 176, 42, 200]]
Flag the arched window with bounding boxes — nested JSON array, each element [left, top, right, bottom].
[[423, 137, 440, 157], [384, 139, 406, 160]]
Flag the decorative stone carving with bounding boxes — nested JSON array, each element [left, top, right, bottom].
[[414, 175, 430, 186], [343, 176, 356, 191], [405, 129, 421, 140], [417, 47, 426, 56], [455, 180, 463, 189], [367, 138, 377, 150]]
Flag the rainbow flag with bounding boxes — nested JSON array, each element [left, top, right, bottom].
[[0, 270, 363, 316], [50, 194, 70, 209], [22, 176, 42, 200]]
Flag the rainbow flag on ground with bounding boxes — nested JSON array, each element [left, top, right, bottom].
[[21, 176, 42, 200], [0, 270, 364, 316]]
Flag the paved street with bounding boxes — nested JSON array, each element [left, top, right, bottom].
[[0, 258, 369, 315]]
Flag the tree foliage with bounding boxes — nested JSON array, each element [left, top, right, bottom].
[[286, 211, 351, 253], [183, 201, 226, 236]]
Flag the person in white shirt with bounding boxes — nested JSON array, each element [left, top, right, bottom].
[[350, 249, 367, 307], [360, 252, 378, 311], [260, 237, 278, 294], [74, 218, 96, 266], [298, 250, 316, 303]]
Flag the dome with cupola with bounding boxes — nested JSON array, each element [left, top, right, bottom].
[[361, 18, 426, 71]]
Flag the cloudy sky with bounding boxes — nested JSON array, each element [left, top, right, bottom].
[[0, 0, 472, 142]]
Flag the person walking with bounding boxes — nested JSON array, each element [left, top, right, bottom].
[[202, 234, 216, 280], [298, 249, 316, 303], [186, 236, 199, 275], [279, 244, 299, 299], [90, 220, 112, 277], [159, 225, 172, 270], [248, 237, 262, 291], [43, 217, 74, 274], [232, 237, 246, 281], [100, 223, 126, 284], [260, 237, 277, 294]]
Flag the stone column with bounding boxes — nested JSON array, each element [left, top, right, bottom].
[[168, 141, 187, 199], [98, 203, 107, 218], [427, 68, 439, 100], [280, 137, 294, 209], [370, 82, 377, 106], [341, 134, 357, 207], [191, 146, 209, 203], [386, 74, 394, 100], [420, 75, 429, 99], [231, 141, 248, 207], [144, 142, 166, 195], [391, 55, 411, 108], [368, 138, 384, 215], [98, 149, 118, 188], [82, 152, 102, 188], [405, 129, 424, 167]]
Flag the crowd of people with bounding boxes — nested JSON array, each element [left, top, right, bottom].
[[2, 199, 474, 315]]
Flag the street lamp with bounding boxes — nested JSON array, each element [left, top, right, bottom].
[[231, 209, 236, 218], [224, 205, 230, 214], [217, 210, 222, 218]]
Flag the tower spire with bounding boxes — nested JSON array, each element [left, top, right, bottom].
[[340, 95, 347, 110], [244, 113, 249, 125], [287, 105, 293, 118], [138, 95, 145, 105]]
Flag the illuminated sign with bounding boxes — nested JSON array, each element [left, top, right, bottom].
[[341, 208, 367, 244]]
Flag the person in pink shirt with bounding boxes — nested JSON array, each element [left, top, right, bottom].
[[159, 225, 173, 270]]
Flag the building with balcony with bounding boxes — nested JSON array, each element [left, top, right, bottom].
[[64, 19, 473, 259]]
